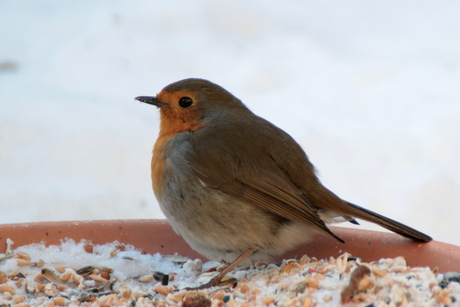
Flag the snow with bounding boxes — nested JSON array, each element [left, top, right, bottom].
[[1, 1, 459, 245], [22, 240, 212, 289], [1, 241, 457, 306]]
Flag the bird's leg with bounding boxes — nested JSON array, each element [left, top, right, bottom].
[[185, 248, 257, 290]]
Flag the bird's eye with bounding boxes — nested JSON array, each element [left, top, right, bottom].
[[179, 97, 193, 108]]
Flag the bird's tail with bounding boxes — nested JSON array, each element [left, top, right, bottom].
[[342, 202, 432, 242]]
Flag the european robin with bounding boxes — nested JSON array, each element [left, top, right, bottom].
[[136, 78, 431, 288]]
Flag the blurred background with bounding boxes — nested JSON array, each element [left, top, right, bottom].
[[1, 1, 459, 245]]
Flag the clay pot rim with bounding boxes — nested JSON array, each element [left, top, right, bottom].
[[1, 219, 458, 273]]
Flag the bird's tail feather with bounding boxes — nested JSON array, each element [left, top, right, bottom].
[[343, 202, 432, 242]]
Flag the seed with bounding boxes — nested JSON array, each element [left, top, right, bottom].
[[119, 285, 132, 300], [153, 271, 169, 285], [15, 251, 31, 261], [8, 271, 18, 278], [97, 293, 117, 304], [299, 255, 310, 265], [100, 271, 111, 280], [138, 275, 154, 283], [115, 244, 126, 251], [44, 283, 59, 296], [34, 272, 44, 282], [15, 278, 24, 288], [372, 267, 388, 277], [84, 241, 94, 253], [5, 238, 14, 255], [170, 291, 186, 303], [96, 266, 112, 274], [154, 284, 172, 296], [315, 274, 326, 280], [283, 262, 297, 274], [60, 269, 84, 285], [88, 274, 109, 282], [53, 296, 68, 306], [35, 259, 46, 268], [133, 290, 149, 300], [121, 290, 131, 300], [0, 284, 15, 294], [76, 266, 95, 276], [15, 258, 32, 266], [263, 297, 275, 305], [35, 284, 45, 292], [73, 273, 85, 285], [55, 266, 76, 273], [122, 256, 134, 260], [318, 264, 335, 274], [336, 253, 349, 273], [305, 280, 319, 288], [41, 268, 64, 286], [12, 295, 26, 303], [163, 255, 190, 264], [240, 284, 250, 293]]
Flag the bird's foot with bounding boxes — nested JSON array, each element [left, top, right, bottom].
[[184, 275, 238, 291]]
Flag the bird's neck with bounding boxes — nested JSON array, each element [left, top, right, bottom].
[[158, 112, 206, 137]]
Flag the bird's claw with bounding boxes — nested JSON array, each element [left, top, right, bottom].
[[183, 276, 238, 291]]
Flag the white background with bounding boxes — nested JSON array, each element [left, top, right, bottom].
[[1, 1, 459, 245]]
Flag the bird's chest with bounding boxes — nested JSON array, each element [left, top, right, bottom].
[[151, 135, 217, 228], [150, 134, 270, 235]]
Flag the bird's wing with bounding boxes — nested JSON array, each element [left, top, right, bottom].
[[192, 159, 344, 243]]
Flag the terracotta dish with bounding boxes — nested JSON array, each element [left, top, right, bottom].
[[1, 219, 458, 273]]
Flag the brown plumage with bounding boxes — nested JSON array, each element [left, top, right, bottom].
[[136, 78, 431, 289]]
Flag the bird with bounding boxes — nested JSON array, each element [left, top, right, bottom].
[[136, 78, 431, 289]]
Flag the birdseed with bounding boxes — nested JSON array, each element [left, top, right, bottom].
[[0, 239, 458, 306]]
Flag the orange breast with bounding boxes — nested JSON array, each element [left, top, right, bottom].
[[151, 106, 206, 194], [151, 134, 171, 196]]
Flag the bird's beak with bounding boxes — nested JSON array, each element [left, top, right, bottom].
[[135, 96, 167, 107]]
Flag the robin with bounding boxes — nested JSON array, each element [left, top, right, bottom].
[[136, 78, 431, 289]]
